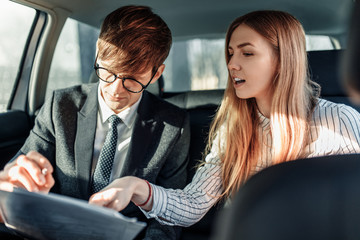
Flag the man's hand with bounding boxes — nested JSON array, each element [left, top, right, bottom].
[[0, 151, 55, 223], [0, 151, 55, 193], [89, 176, 153, 212]]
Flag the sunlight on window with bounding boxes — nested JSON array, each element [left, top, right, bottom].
[[163, 35, 335, 92], [306, 35, 334, 51], [163, 38, 228, 92], [46, 18, 98, 99], [0, 1, 35, 112]]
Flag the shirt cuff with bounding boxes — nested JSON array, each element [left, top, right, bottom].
[[138, 183, 175, 225]]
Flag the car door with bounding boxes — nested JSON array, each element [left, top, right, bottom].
[[0, 1, 100, 170], [0, 1, 46, 169]]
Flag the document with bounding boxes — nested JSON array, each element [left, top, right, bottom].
[[0, 188, 146, 240]]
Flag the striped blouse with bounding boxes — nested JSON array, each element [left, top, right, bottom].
[[142, 98, 360, 227]]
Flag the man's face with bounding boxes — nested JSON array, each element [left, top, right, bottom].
[[97, 60, 161, 113]]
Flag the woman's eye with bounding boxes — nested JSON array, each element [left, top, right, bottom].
[[243, 52, 253, 56]]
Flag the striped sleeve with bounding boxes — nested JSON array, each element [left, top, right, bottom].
[[141, 134, 224, 227], [308, 99, 360, 157], [337, 104, 360, 153]]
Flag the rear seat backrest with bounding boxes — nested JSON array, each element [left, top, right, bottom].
[[165, 90, 224, 240], [165, 90, 223, 177], [308, 50, 345, 97], [308, 49, 360, 112], [146, 75, 165, 97]]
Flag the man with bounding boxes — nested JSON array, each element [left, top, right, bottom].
[[0, 5, 190, 239]]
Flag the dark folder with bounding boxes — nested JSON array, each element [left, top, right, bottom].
[[0, 188, 146, 240]]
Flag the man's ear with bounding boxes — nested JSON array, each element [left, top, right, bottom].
[[150, 64, 165, 84]]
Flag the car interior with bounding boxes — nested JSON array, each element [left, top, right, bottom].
[[0, 0, 358, 239]]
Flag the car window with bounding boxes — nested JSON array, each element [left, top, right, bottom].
[[162, 35, 336, 92], [163, 38, 228, 92], [45, 18, 336, 95], [0, 1, 36, 112], [46, 18, 99, 99], [306, 35, 335, 51]]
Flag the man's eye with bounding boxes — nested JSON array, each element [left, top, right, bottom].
[[124, 76, 136, 80]]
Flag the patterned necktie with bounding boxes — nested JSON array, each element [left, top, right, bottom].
[[91, 115, 121, 193]]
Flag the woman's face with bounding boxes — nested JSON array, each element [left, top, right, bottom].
[[227, 24, 278, 110]]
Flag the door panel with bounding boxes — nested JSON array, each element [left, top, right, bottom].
[[0, 3, 46, 169], [0, 110, 32, 168]]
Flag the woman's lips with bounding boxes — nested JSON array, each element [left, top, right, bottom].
[[234, 77, 246, 85]]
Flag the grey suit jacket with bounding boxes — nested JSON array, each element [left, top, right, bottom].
[[16, 83, 190, 239]]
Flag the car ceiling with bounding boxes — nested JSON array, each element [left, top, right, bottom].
[[19, 0, 354, 39]]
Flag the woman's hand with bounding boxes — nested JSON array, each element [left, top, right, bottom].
[[0, 151, 54, 193], [89, 176, 153, 212]]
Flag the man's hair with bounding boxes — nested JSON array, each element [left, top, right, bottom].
[[97, 5, 172, 74]]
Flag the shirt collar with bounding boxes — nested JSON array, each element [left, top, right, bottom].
[[97, 85, 141, 128], [257, 110, 270, 129]]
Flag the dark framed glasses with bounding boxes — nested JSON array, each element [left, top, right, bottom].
[[94, 62, 158, 93]]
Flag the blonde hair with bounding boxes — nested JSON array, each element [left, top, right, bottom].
[[207, 10, 318, 199]]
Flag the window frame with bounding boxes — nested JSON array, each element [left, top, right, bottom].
[[7, 10, 47, 112]]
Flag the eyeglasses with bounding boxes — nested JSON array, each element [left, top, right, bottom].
[[94, 63, 158, 93]]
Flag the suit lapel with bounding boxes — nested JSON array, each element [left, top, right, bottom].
[[120, 91, 156, 177], [75, 84, 98, 199]]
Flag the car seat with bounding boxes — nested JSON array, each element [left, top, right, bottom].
[[211, 154, 360, 240]]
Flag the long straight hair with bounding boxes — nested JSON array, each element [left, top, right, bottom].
[[206, 10, 318, 199]]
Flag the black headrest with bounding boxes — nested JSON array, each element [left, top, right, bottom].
[[146, 75, 164, 97], [308, 50, 346, 97], [165, 89, 224, 109], [342, 0, 360, 94], [212, 154, 360, 240]]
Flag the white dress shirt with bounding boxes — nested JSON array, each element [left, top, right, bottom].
[[92, 86, 141, 181]]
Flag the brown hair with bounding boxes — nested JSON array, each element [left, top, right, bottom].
[[206, 10, 319, 199], [97, 5, 172, 74]]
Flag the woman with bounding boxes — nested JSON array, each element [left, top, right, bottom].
[[89, 10, 360, 227]]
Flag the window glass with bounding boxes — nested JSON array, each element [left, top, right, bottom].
[[0, 1, 36, 112], [162, 35, 336, 92], [306, 35, 335, 51], [46, 19, 99, 99], [163, 38, 228, 92]]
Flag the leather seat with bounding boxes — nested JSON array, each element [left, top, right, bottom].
[[212, 154, 360, 240]]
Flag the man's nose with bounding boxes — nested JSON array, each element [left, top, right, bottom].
[[110, 78, 126, 94]]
